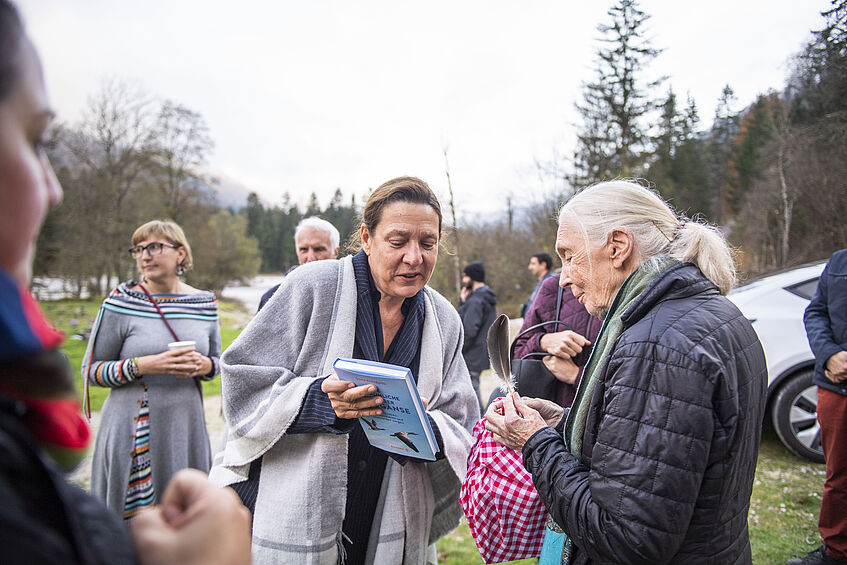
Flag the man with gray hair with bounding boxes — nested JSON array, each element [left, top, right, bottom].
[[258, 216, 340, 310], [294, 216, 340, 265]]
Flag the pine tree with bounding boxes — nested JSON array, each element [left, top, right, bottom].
[[650, 88, 679, 201], [788, 0, 847, 123], [707, 85, 739, 224], [730, 94, 778, 214], [572, 0, 665, 185], [671, 96, 711, 218]]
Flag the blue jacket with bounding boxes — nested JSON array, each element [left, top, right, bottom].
[[804, 248, 847, 395]]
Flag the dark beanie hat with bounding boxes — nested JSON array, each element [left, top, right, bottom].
[[463, 261, 485, 282]]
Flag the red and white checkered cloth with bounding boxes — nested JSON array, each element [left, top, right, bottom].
[[460, 416, 547, 564]]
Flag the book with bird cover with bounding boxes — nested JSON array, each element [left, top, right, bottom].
[[332, 357, 439, 461]]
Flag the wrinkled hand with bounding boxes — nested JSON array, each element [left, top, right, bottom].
[[488, 395, 564, 428], [522, 396, 565, 427], [130, 469, 252, 565], [540, 330, 590, 359], [321, 373, 384, 419], [542, 355, 580, 384], [484, 392, 549, 451], [825, 350, 847, 383], [137, 348, 204, 378]]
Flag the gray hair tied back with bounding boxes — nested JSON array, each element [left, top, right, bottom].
[[673, 218, 687, 242], [560, 180, 736, 295]]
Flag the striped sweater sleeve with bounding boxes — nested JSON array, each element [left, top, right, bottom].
[[89, 358, 139, 388], [83, 306, 138, 388]]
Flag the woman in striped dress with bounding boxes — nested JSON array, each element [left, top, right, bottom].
[[82, 220, 221, 519]]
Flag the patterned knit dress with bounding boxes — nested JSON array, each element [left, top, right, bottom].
[[83, 282, 220, 518]]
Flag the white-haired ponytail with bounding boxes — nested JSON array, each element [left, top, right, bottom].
[[559, 180, 736, 295], [668, 220, 736, 294]]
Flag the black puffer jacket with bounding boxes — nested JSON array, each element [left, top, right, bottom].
[[523, 263, 767, 565]]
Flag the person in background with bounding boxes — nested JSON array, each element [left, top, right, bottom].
[[83, 220, 221, 519], [257, 215, 340, 311], [486, 180, 766, 564], [521, 252, 556, 318], [0, 2, 250, 562], [512, 275, 601, 408], [788, 248, 847, 565], [459, 261, 497, 411], [212, 177, 477, 564]]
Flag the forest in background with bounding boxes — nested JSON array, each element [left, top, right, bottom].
[[34, 0, 847, 315]]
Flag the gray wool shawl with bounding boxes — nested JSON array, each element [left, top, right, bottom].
[[210, 256, 479, 564]]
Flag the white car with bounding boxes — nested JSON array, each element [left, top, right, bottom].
[[728, 261, 827, 463]]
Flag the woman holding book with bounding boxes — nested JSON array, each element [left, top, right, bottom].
[[212, 176, 479, 564]]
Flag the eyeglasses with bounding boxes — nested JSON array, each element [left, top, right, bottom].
[[128, 242, 180, 258]]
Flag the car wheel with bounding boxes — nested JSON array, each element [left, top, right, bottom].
[[772, 369, 825, 463]]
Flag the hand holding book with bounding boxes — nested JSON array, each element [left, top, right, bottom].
[[331, 358, 440, 460], [321, 374, 386, 419]]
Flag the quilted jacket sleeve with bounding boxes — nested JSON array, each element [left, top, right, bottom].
[[523, 340, 716, 565]]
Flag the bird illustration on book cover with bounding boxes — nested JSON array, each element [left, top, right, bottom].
[[390, 431, 420, 453], [363, 418, 384, 431]]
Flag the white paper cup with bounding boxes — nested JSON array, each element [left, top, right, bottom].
[[168, 340, 196, 351]]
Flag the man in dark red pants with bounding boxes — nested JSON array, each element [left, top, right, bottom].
[[789, 248, 847, 565]]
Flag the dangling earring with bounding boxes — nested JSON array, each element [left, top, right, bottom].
[[177, 264, 186, 276]]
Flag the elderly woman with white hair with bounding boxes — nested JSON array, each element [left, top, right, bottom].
[[486, 180, 767, 565]]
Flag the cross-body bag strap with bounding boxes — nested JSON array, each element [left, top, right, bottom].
[[510, 284, 567, 359], [137, 283, 204, 402], [137, 283, 180, 341]]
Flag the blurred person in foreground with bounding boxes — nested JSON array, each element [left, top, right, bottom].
[[212, 176, 478, 564], [485, 180, 767, 564], [458, 261, 497, 411], [788, 248, 847, 565], [520, 251, 556, 318], [257, 215, 340, 311], [0, 1, 250, 562], [83, 220, 221, 518]]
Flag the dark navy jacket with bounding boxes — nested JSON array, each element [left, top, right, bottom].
[[458, 285, 497, 373], [804, 248, 847, 395]]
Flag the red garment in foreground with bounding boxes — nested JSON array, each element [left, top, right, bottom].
[[460, 417, 546, 564]]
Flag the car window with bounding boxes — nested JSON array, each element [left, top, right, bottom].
[[785, 278, 819, 300]]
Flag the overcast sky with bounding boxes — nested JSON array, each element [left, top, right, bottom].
[[21, 0, 831, 218]]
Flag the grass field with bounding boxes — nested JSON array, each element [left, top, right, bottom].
[[42, 298, 246, 411], [43, 297, 826, 564]]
